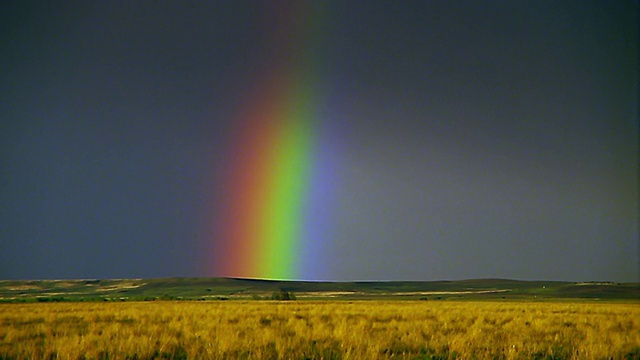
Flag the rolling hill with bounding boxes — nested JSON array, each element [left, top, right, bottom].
[[0, 278, 637, 302]]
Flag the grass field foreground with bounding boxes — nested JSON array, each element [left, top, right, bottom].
[[1, 301, 639, 359]]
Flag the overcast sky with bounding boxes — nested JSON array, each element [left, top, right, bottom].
[[1, 0, 638, 282]]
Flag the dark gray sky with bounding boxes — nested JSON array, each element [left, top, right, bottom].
[[1, 0, 638, 282]]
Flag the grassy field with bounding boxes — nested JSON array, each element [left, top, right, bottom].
[[1, 301, 639, 359]]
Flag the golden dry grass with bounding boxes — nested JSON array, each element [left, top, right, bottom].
[[1, 301, 638, 359]]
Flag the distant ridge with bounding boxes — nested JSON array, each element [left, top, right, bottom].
[[0, 278, 637, 302]]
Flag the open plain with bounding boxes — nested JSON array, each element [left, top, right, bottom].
[[1, 300, 639, 359]]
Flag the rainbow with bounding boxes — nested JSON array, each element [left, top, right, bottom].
[[211, 3, 334, 280]]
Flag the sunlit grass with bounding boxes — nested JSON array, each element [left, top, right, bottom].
[[1, 301, 638, 359]]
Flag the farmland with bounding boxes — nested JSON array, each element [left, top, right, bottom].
[[1, 300, 639, 359], [1, 278, 638, 302]]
